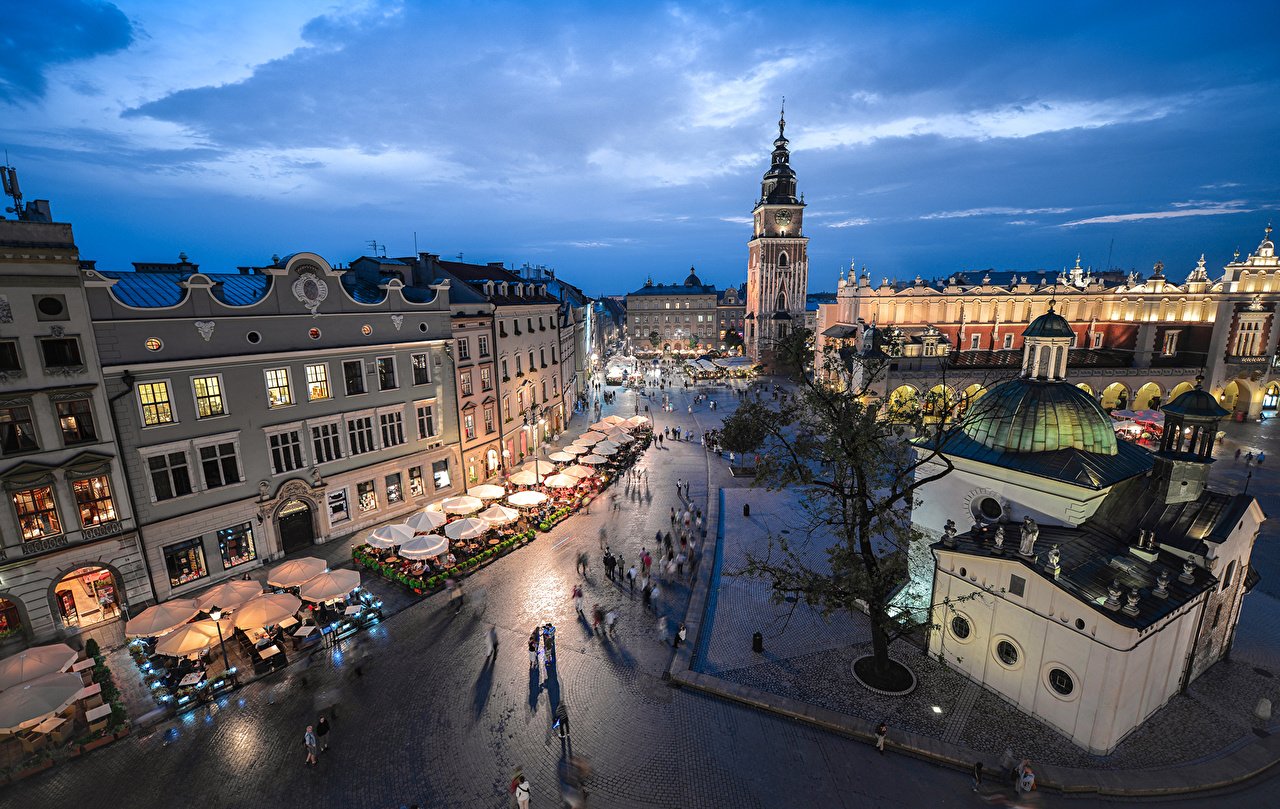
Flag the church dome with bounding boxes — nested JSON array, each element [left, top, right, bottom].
[[684, 267, 702, 286], [960, 378, 1118, 455], [1023, 309, 1075, 338]]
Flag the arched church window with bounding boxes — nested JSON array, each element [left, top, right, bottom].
[[1222, 560, 1236, 591], [775, 292, 786, 312], [778, 252, 789, 268]]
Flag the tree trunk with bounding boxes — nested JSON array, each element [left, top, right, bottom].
[[867, 602, 892, 676]]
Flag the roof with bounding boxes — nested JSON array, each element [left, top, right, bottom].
[[948, 348, 1132, 370], [928, 427, 1152, 489], [1089, 475, 1252, 556], [1162, 387, 1230, 420], [822, 324, 859, 338], [437, 261, 559, 305], [957, 378, 1119, 455], [100, 270, 272, 307], [1023, 309, 1076, 338], [627, 283, 718, 297]]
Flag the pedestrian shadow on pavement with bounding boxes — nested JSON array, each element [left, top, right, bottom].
[[597, 634, 635, 670], [473, 659, 495, 720], [528, 666, 541, 715]]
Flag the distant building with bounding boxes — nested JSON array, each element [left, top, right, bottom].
[[625, 268, 720, 352], [717, 285, 746, 351]]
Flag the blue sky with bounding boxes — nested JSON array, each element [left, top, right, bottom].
[[2, 1, 1278, 296]]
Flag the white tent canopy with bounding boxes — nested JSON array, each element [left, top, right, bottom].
[[445, 517, 490, 540], [399, 533, 449, 559], [0, 673, 83, 733], [406, 509, 448, 533], [234, 593, 302, 630], [196, 579, 264, 612], [601, 415, 627, 425], [479, 504, 520, 526], [0, 644, 77, 690], [441, 495, 484, 515], [626, 415, 651, 427], [125, 599, 200, 638], [367, 523, 416, 549], [299, 569, 362, 603], [507, 490, 548, 508], [267, 557, 327, 588], [469, 483, 507, 500]]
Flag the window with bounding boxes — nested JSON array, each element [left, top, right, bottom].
[[1008, 574, 1026, 598], [432, 459, 451, 490], [343, 360, 366, 396], [306, 364, 331, 401], [478, 335, 489, 356], [192, 375, 227, 418], [148, 451, 193, 501], [457, 338, 471, 360], [464, 412, 476, 440], [408, 466, 425, 497], [976, 497, 1002, 522], [347, 415, 376, 455], [1047, 667, 1074, 696], [376, 356, 397, 390], [416, 404, 436, 439], [164, 538, 208, 587], [527, 318, 534, 333], [0, 405, 38, 454], [484, 406, 495, 434], [328, 489, 349, 523], [540, 348, 546, 366], [995, 640, 1019, 667], [0, 340, 22, 371], [1092, 333, 1103, 348], [553, 375, 558, 394], [380, 410, 406, 447], [1003, 333, 1014, 349], [40, 337, 82, 368], [56, 399, 97, 445], [199, 442, 241, 489], [411, 353, 431, 385], [541, 380, 548, 402], [515, 356, 522, 375], [311, 422, 343, 464], [480, 366, 493, 391], [950, 615, 971, 640], [503, 396, 511, 420], [501, 359, 509, 379], [357, 480, 377, 512], [218, 523, 257, 569], [138, 381, 175, 426], [551, 347, 557, 363], [145, 337, 162, 351], [1211, 603, 1223, 628], [1223, 560, 1237, 590], [13, 485, 61, 540], [1162, 330, 1180, 356], [528, 351, 535, 370], [385, 473, 403, 504], [264, 368, 293, 408], [269, 430, 305, 474]]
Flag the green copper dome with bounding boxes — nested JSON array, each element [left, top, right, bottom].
[[1161, 387, 1229, 420], [1023, 309, 1075, 338], [961, 378, 1118, 455]]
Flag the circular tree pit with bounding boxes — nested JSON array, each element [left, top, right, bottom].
[[851, 655, 917, 696]]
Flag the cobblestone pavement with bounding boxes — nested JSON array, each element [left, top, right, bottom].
[[10, 373, 1280, 808]]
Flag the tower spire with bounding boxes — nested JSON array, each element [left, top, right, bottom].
[[779, 97, 786, 138]]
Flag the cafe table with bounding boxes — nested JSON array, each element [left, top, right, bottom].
[[278, 615, 299, 630], [178, 672, 205, 687], [343, 605, 361, 616], [293, 625, 318, 638], [258, 644, 282, 660]]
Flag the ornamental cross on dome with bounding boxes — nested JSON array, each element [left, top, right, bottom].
[[292, 270, 328, 317]]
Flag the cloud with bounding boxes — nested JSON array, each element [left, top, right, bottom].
[[827, 217, 872, 228], [687, 57, 803, 128], [919, 206, 1070, 220], [720, 216, 753, 224], [1200, 182, 1242, 189], [801, 98, 1178, 151], [1, 0, 133, 102], [1059, 200, 1252, 226]]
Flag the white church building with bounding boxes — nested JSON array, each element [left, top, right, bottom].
[[913, 308, 1264, 754]]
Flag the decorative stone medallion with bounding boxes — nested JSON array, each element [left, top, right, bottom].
[[291, 270, 328, 317], [194, 321, 215, 341]]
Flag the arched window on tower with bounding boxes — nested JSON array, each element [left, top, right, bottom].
[[775, 292, 786, 312], [777, 252, 789, 268]]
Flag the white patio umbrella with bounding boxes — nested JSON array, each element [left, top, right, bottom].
[[267, 557, 327, 588], [580, 454, 608, 465], [479, 504, 520, 526], [406, 509, 448, 533], [543, 473, 580, 489], [441, 495, 484, 515], [547, 451, 576, 463], [508, 470, 542, 487], [444, 517, 490, 540], [626, 415, 651, 427], [234, 593, 302, 630], [425, 501, 444, 512], [469, 484, 507, 500], [399, 534, 449, 559], [589, 420, 613, 431], [507, 490, 548, 508], [561, 464, 594, 479], [0, 643, 77, 690], [602, 415, 627, 426], [594, 445, 618, 456], [367, 523, 416, 549], [518, 459, 554, 475], [561, 444, 589, 456], [595, 440, 620, 452], [299, 569, 362, 603], [125, 599, 200, 638], [196, 579, 264, 612], [155, 618, 232, 657], [0, 673, 83, 733], [577, 431, 606, 444]]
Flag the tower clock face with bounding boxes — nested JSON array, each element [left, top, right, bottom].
[[774, 210, 793, 226]]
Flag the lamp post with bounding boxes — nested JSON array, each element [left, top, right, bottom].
[[523, 404, 545, 477], [207, 607, 233, 681]]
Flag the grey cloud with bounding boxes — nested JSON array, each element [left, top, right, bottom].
[[1, 0, 133, 103]]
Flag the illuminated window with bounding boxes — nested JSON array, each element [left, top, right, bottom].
[[264, 368, 293, 408], [144, 337, 163, 351], [306, 363, 331, 401], [73, 475, 117, 527], [57, 399, 97, 444], [13, 485, 62, 540], [138, 381, 175, 426], [192, 375, 226, 418]]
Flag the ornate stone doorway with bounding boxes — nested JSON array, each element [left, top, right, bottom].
[[277, 499, 316, 553]]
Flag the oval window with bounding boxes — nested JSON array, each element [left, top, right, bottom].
[[419, 322, 428, 333], [144, 337, 163, 351], [958, 567, 967, 578], [37, 296, 64, 316], [308, 328, 321, 340], [978, 497, 1003, 522], [246, 331, 262, 344], [1074, 618, 1086, 631], [361, 324, 373, 336], [950, 615, 971, 640], [996, 640, 1019, 667], [1048, 667, 1074, 696]]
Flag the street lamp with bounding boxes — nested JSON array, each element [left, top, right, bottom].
[[522, 404, 545, 477], [206, 607, 233, 682]]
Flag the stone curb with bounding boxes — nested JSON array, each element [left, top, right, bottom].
[[669, 471, 1280, 797]]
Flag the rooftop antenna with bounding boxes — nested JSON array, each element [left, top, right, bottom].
[[2, 152, 24, 219], [456, 252, 464, 262], [366, 239, 386, 258], [413, 231, 418, 255]]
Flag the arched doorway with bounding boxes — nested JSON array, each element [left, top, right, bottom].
[[276, 499, 316, 553], [1264, 383, 1280, 412], [1169, 381, 1197, 403], [486, 449, 500, 476], [51, 566, 121, 630], [1221, 379, 1253, 414], [1101, 382, 1129, 410], [0, 594, 29, 646], [1134, 382, 1163, 410], [1076, 382, 1093, 396], [924, 384, 957, 421], [886, 385, 919, 420], [959, 384, 986, 417]]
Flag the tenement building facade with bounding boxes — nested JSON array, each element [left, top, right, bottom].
[[0, 207, 153, 649], [625, 268, 720, 352], [82, 253, 463, 603], [816, 226, 1280, 421]]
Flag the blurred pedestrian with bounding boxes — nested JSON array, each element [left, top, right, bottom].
[[673, 622, 687, 648], [487, 625, 499, 661], [874, 721, 887, 754], [316, 714, 330, 752], [972, 761, 983, 791], [304, 725, 318, 767], [573, 585, 584, 615]]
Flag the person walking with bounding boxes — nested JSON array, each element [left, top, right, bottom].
[[627, 564, 637, 595], [972, 761, 984, 792], [304, 725, 318, 767], [514, 773, 531, 808], [316, 714, 330, 752], [673, 622, 687, 648], [591, 604, 604, 633], [573, 585, 584, 615], [874, 721, 887, 754], [487, 625, 499, 661], [605, 609, 618, 639], [528, 632, 540, 669]]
